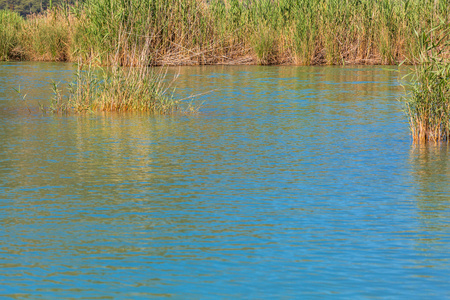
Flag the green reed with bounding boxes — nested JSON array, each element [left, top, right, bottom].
[[0, 10, 24, 60], [2, 0, 449, 65], [402, 24, 450, 143], [49, 64, 184, 114], [47, 34, 194, 114]]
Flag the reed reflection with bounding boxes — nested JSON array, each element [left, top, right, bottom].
[[409, 144, 450, 226]]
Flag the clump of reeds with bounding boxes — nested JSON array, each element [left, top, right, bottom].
[[47, 31, 193, 114], [60, 62, 181, 114], [21, 8, 72, 61], [403, 24, 450, 143], [0, 10, 24, 60]]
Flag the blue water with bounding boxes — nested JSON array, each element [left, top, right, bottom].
[[0, 62, 449, 299]]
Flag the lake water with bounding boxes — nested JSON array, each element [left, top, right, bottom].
[[0, 62, 449, 299]]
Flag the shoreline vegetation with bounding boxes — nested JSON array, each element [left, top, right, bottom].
[[402, 24, 450, 143], [2, 0, 450, 142], [1, 0, 449, 66]]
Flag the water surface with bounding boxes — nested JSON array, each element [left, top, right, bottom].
[[0, 62, 449, 299]]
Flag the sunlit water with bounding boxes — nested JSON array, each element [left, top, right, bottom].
[[0, 62, 449, 299]]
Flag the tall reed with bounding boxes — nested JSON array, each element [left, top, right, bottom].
[[48, 32, 189, 114], [1, 0, 450, 65], [0, 10, 24, 60], [20, 9, 71, 61], [403, 24, 450, 143]]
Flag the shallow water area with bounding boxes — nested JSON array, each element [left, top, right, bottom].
[[0, 62, 449, 299]]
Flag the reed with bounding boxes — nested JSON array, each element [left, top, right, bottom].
[[66, 64, 180, 113], [1, 0, 449, 65], [48, 63, 185, 114], [0, 10, 24, 60], [20, 9, 72, 61], [403, 24, 450, 143], [47, 34, 191, 114]]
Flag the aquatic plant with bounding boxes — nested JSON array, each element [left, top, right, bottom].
[[68, 64, 179, 113], [47, 33, 197, 114], [402, 24, 450, 143], [46, 63, 185, 114]]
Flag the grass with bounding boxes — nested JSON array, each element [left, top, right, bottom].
[[402, 23, 450, 143], [0, 0, 449, 65]]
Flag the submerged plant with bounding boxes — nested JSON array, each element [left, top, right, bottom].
[[402, 23, 450, 143]]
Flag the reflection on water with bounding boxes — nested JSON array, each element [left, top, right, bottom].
[[0, 63, 449, 299], [410, 144, 450, 232]]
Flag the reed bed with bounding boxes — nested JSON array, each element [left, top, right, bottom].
[[3, 0, 450, 121], [20, 9, 72, 61], [403, 24, 450, 143], [1, 0, 449, 65], [49, 61, 183, 114]]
